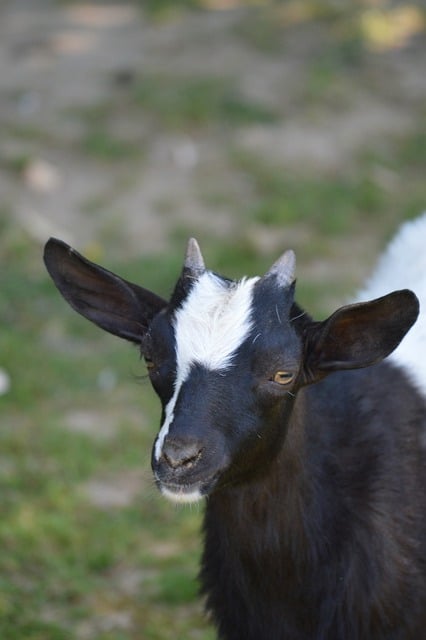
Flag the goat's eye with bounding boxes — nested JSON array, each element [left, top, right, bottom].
[[272, 371, 294, 385], [144, 356, 155, 370]]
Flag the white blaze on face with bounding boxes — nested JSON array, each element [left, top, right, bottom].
[[154, 271, 259, 460]]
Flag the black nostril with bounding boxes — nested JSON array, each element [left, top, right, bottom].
[[162, 439, 203, 470]]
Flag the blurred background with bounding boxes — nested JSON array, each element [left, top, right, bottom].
[[0, 0, 425, 638]]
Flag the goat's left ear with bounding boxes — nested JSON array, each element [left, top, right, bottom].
[[304, 290, 419, 380]]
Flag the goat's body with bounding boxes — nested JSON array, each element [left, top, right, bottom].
[[201, 362, 426, 640], [43, 214, 426, 640]]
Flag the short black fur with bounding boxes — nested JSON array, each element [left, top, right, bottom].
[[201, 360, 426, 639]]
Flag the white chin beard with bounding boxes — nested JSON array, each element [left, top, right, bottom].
[[160, 485, 204, 504]]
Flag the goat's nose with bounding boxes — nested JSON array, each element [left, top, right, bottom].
[[162, 439, 203, 470]]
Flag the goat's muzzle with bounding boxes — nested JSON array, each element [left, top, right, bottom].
[[162, 438, 203, 470], [153, 435, 226, 503]]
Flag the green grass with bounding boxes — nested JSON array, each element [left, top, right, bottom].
[[140, 0, 199, 18], [233, 151, 386, 231], [81, 130, 142, 162], [234, 143, 424, 231], [132, 74, 278, 130]]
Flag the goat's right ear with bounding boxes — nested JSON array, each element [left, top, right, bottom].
[[43, 238, 167, 343]]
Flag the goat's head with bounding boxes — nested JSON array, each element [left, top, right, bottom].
[[44, 238, 419, 503]]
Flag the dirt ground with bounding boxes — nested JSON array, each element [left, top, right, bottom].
[[1, 0, 425, 260]]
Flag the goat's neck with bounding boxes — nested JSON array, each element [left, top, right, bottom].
[[205, 393, 313, 565], [204, 381, 342, 573]]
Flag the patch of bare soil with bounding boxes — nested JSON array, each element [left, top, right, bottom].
[[1, 1, 424, 258]]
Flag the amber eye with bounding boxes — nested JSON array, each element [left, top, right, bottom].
[[273, 371, 294, 385]]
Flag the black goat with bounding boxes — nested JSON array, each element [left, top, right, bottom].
[[43, 226, 426, 640]]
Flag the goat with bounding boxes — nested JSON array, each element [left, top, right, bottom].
[[43, 218, 426, 640]]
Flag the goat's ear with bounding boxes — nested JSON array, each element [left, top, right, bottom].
[[43, 238, 167, 343], [304, 290, 419, 380]]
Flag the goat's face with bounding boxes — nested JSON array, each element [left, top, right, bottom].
[[44, 237, 420, 505], [146, 265, 303, 503]]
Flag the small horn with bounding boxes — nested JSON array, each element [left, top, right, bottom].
[[264, 250, 296, 287], [184, 237, 206, 275]]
